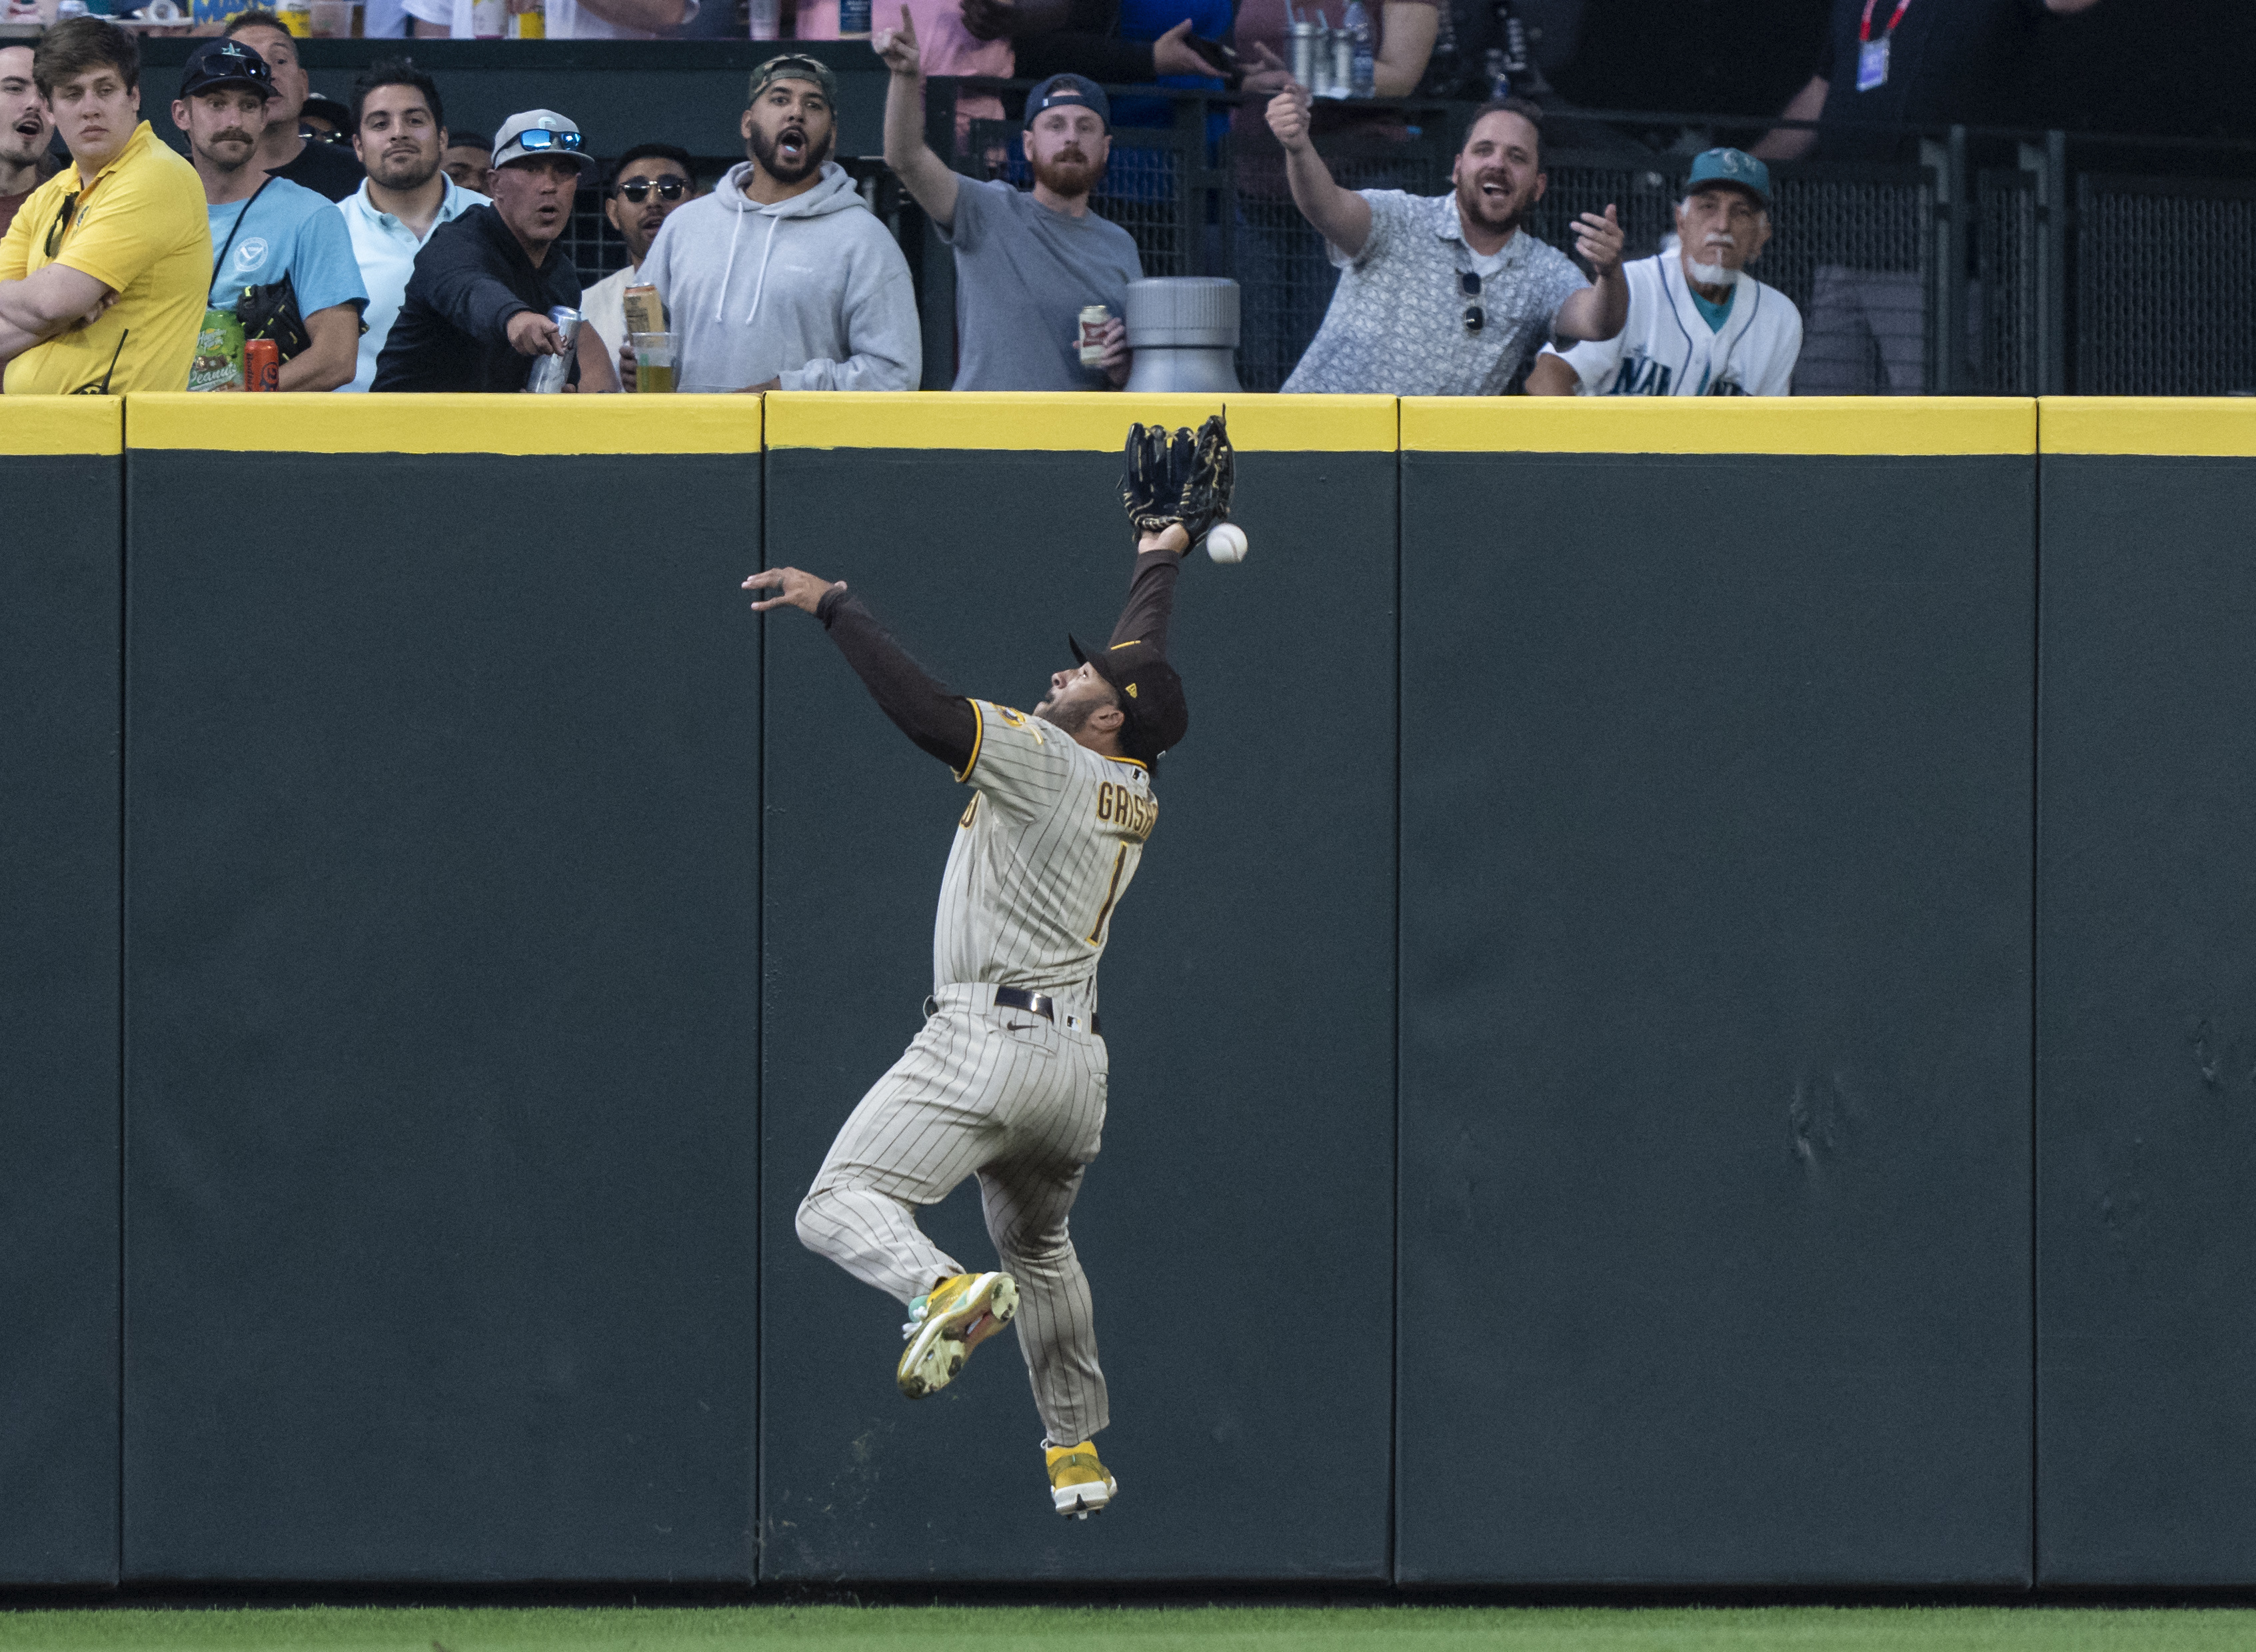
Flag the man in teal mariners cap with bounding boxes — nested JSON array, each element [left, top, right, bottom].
[[1528, 147, 1804, 397]]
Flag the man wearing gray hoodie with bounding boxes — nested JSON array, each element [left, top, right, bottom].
[[636, 55, 919, 394]]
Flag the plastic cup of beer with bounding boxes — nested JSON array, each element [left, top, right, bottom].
[[630, 331, 676, 394]]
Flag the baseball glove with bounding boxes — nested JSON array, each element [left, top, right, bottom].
[[1120, 414, 1234, 542]]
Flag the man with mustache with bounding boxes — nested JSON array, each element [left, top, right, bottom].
[[1527, 149, 1801, 397], [373, 108, 620, 393], [635, 55, 919, 393], [0, 18, 209, 394], [173, 37, 366, 393], [0, 45, 57, 241], [1268, 87, 1626, 395], [579, 142, 696, 370], [876, 15, 1141, 391], [338, 58, 487, 394]]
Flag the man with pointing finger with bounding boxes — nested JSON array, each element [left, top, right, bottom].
[[1268, 89, 1626, 395]]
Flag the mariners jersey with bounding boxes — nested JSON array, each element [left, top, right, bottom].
[[1538, 251, 1803, 397], [931, 698, 1157, 1002]]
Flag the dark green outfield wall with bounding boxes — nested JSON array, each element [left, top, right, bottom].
[[121, 448, 762, 1581], [7, 395, 2256, 1587], [756, 440, 1397, 1581], [0, 440, 122, 1585], [2035, 451, 2256, 1586], [1397, 448, 2036, 1586]]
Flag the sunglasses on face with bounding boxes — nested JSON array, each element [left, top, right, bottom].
[[613, 175, 688, 203], [511, 128, 583, 155], [1460, 269, 1484, 334]]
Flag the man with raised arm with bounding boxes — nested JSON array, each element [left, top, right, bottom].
[[876, 9, 1142, 391]]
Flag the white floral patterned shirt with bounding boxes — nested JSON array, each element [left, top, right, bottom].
[[1284, 189, 1588, 396]]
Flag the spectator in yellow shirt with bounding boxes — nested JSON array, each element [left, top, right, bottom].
[[0, 19, 209, 395]]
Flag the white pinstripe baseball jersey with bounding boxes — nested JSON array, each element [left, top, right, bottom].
[[933, 698, 1158, 1002]]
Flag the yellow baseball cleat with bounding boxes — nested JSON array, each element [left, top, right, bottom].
[[1045, 1439, 1118, 1519], [896, 1270, 1018, 1399]]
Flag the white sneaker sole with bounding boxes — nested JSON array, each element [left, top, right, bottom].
[[897, 1271, 1018, 1400], [1052, 1473, 1118, 1519]]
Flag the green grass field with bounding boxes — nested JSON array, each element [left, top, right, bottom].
[[1, 1608, 2252, 1652]]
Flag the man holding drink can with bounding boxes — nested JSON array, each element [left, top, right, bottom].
[[877, 13, 1141, 390], [373, 108, 620, 392]]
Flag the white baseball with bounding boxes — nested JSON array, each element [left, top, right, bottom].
[[1204, 523, 1249, 564]]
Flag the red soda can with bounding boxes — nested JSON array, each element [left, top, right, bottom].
[[243, 338, 279, 393]]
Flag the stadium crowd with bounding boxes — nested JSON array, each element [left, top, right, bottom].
[[0, 0, 2125, 397]]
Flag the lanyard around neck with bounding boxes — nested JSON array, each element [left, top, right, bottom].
[[1859, 0, 1912, 43]]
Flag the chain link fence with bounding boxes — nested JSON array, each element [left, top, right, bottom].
[[2077, 173, 2256, 397]]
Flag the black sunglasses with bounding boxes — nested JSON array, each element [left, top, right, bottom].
[[1459, 269, 1484, 334], [45, 191, 78, 259], [613, 175, 688, 203], [512, 128, 583, 155]]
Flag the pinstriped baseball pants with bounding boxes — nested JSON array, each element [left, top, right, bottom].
[[796, 984, 1111, 1445]]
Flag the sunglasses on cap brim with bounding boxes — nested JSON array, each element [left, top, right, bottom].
[[509, 129, 584, 156]]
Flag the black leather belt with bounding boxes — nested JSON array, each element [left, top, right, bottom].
[[926, 988, 1099, 1036]]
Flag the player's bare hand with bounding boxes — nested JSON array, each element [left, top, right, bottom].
[[743, 566, 844, 614], [873, 5, 921, 75], [507, 309, 565, 357], [1266, 84, 1313, 153], [1572, 204, 1625, 277], [1137, 524, 1191, 555]]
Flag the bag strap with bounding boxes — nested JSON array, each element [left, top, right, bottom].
[[211, 173, 277, 287]]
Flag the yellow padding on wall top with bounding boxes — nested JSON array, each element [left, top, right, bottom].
[[0, 396, 123, 456], [125, 393, 765, 454], [1401, 396, 2036, 455], [2039, 398, 2256, 456], [765, 391, 1398, 452]]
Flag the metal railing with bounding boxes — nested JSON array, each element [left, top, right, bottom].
[[553, 83, 2256, 397]]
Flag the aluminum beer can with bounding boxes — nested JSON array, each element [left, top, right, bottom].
[[1288, 18, 1320, 89], [1078, 304, 1112, 367], [526, 306, 580, 394], [242, 337, 279, 393]]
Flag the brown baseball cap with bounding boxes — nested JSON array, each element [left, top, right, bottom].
[[1068, 634, 1188, 767]]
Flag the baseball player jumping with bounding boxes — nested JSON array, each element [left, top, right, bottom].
[[742, 418, 1234, 1519]]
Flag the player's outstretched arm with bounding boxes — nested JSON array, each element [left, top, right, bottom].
[[1112, 417, 1231, 650], [743, 566, 978, 771]]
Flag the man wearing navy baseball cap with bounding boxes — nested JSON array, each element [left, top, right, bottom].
[[1528, 147, 1803, 398], [171, 35, 367, 391], [874, 9, 1143, 391]]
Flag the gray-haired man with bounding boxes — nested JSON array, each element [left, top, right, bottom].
[[1528, 148, 1802, 397]]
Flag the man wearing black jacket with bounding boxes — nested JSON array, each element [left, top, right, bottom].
[[373, 108, 618, 393], [740, 420, 1230, 1520]]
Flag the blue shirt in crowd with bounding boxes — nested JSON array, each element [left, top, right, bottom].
[[206, 175, 369, 322], [1112, 0, 1233, 136]]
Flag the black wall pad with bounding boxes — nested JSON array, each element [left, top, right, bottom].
[[1396, 443, 2035, 1585], [122, 445, 760, 1581], [2036, 447, 2256, 1585], [0, 427, 124, 1585], [756, 416, 1395, 1581]]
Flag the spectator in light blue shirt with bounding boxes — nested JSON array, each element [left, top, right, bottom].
[[335, 57, 485, 393], [171, 36, 366, 391]]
